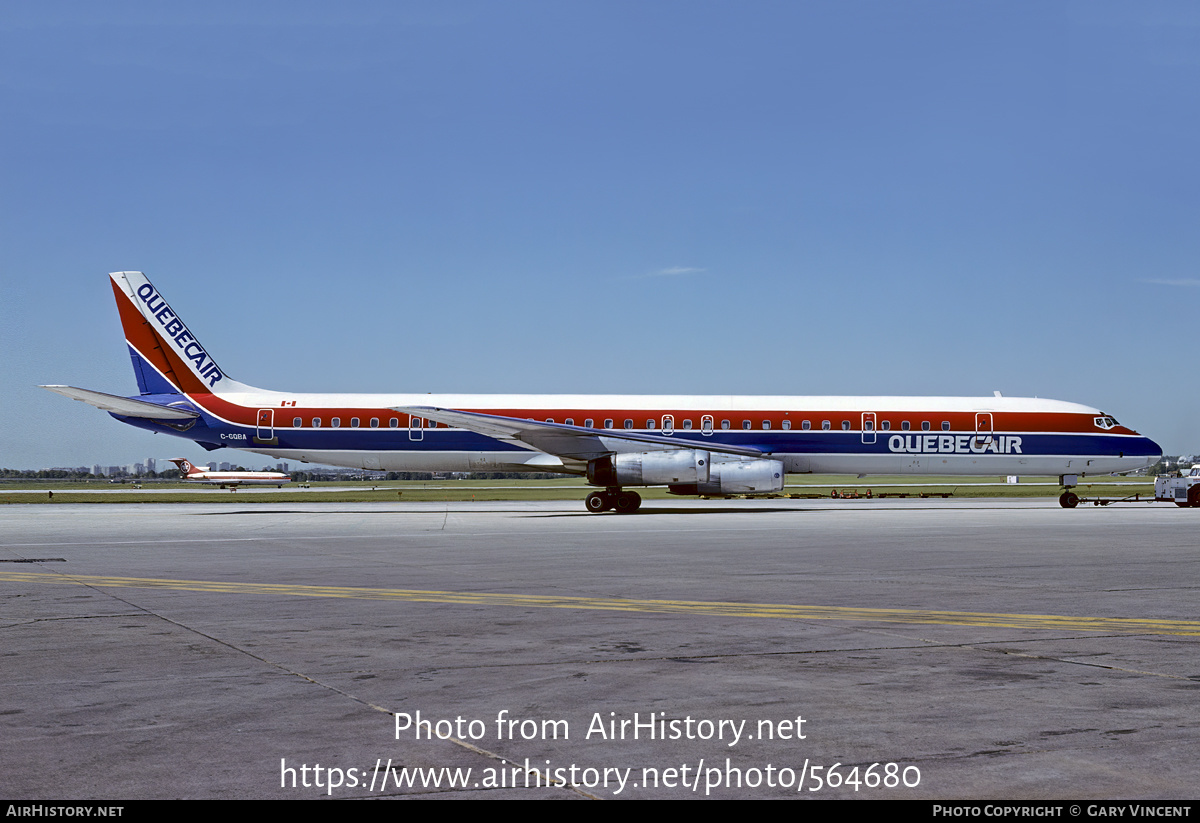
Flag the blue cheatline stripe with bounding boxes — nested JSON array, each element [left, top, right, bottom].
[[113, 411, 1158, 460]]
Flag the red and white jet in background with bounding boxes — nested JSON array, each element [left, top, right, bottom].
[[169, 458, 290, 489]]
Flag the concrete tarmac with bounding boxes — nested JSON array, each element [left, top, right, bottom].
[[2, 499, 1198, 799]]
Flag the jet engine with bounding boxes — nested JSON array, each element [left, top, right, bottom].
[[587, 450, 784, 495], [667, 457, 784, 496], [587, 450, 710, 487]]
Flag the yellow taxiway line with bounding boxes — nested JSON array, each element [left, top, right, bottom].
[[4, 570, 1197, 635]]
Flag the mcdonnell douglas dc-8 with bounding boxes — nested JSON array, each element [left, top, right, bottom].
[[42, 272, 1162, 512]]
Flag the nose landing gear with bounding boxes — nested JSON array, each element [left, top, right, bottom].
[[1058, 474, 1080, 508]]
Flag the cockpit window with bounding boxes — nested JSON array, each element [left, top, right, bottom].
[[1094, 416, 1119, 430]]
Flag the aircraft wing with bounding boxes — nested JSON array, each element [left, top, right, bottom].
[[40, 386, 201, 421], [394, 406, 765, 461]]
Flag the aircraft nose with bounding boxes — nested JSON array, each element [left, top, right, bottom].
[[1142, 436, 1164, 466]]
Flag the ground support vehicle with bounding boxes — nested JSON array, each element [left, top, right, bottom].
[[1153, 467, 1200, 508]]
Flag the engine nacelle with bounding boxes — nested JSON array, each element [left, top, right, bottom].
[[588, 450, 710, 487], [667, 457, 785, 496]]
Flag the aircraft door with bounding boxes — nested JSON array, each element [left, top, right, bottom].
[[409, 416, 424, 441], [975, 413, 993, 448], [861, 412, 876, 444], [255, 409, 276, 444]]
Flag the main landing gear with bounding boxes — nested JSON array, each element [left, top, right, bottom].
[[585, 488, 642, 514]]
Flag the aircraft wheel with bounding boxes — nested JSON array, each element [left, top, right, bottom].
[[585, 491, 611, 513], [614, 491, 641, 513], [1058, 491, 1079, 509]]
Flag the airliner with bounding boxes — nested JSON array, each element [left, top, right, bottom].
[[42, 272, 1162, 512], [168, 458, 290, 489]]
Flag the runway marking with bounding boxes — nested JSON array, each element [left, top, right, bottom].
[[4, 570, 1199, 635]]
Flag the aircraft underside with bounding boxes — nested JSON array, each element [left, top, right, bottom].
[[245, 447, 1150, 479]]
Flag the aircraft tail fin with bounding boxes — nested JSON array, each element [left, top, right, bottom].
[[168, 458, 200, 477], [110, 272, 250, 396]]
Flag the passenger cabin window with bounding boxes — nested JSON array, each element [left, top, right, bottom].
[[604, 419, 613, 429], [312, 418, 322, 427], [683, 419, 693, 430], [585, 419, 594, 428], [901, 421, 910, 431], [842, 421, 850, 430], [293, 417, 302, 427], [864, 420, 874, 431], [389, 418, 399, 428], [822, 420, 831, 430], [332, 418, 341, 428], [646, 419, 656, 429], [624, 419, 633, 429], [881, 421, 890, 431], [782, 420, 791, 430], [742, 420, 752, 430], [762, 420, 771, 430], [721, 420, 731, 429], [546, 418, 554, 423], [565, 418, 574, 426], [922, 421, 931, 431], [702, 416, 713, 434], [802, 420, 811, 430], [351, 418, 360, 428], [370, 418, 379, 428], [941, 421, 950, 431]]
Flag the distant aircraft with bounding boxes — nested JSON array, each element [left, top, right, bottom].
[[43, 272, 1162, 512], [168, 458, 290, 489]]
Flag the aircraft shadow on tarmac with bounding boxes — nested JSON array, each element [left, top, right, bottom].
[[535, 501, 1056, 516], [538, 505, 811, 516]]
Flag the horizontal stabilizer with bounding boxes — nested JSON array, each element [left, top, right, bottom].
[[40, 386, 200, 420]]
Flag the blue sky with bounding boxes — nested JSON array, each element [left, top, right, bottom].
[[3, 1, 1198, 468]]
